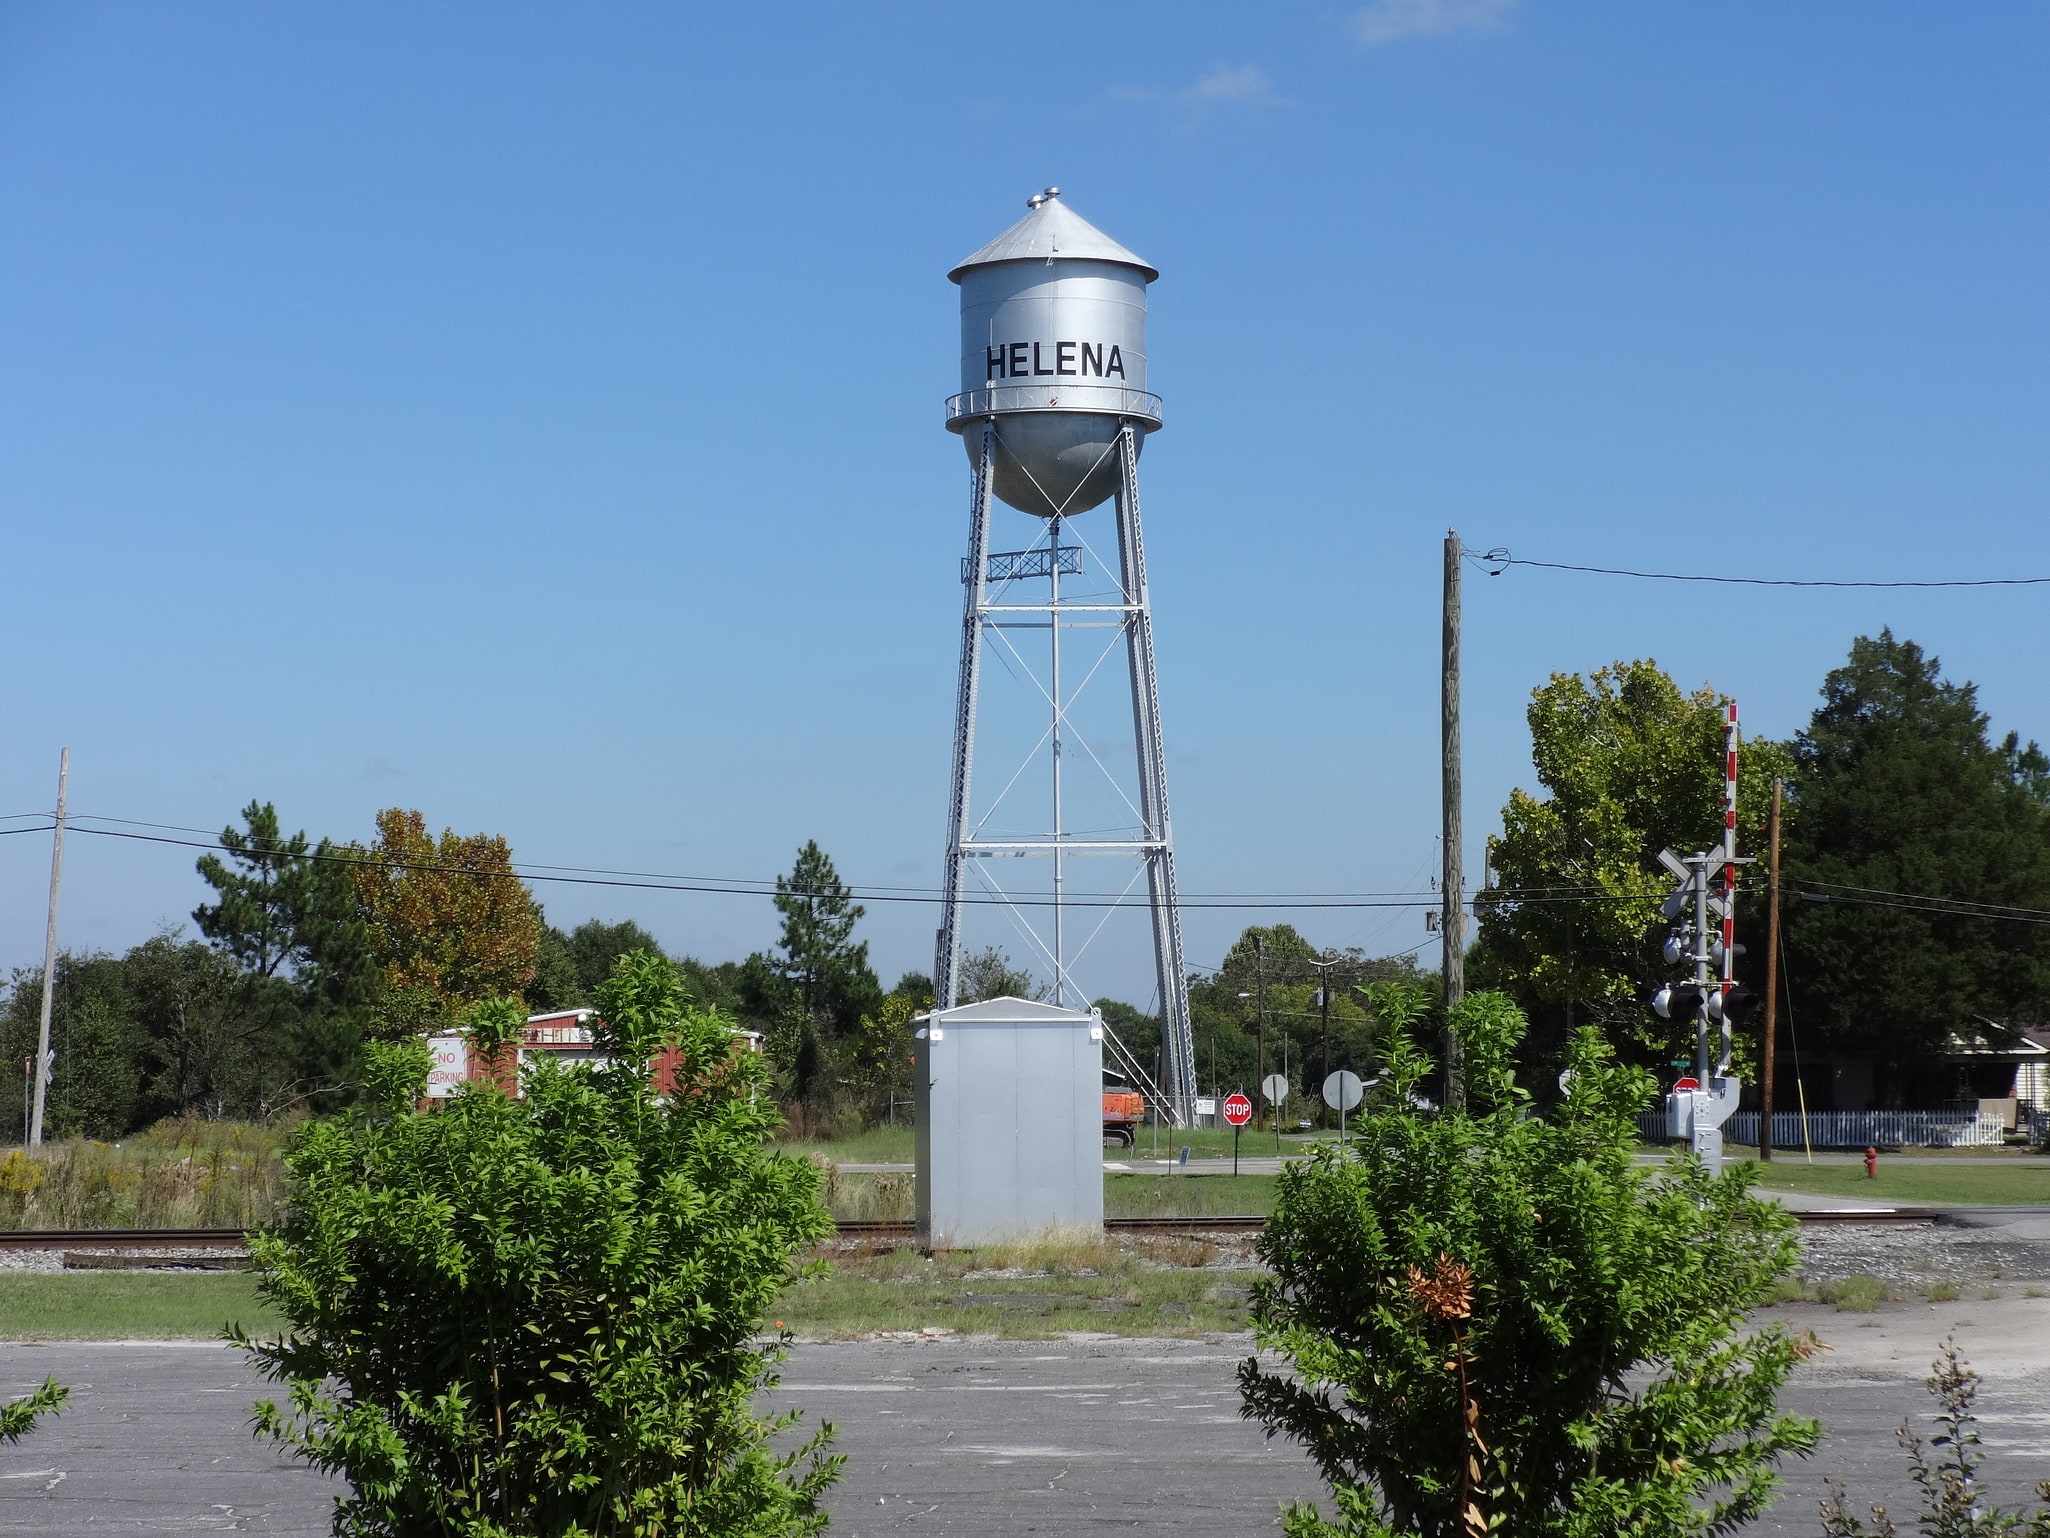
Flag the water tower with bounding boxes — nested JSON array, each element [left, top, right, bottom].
[[934, 189, 1196, 1125]]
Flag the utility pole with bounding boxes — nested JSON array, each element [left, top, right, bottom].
[[29, 748, 69, 1147], [1310, 957, 1336, 1119], [1442, 530, 1465, 1112], [1254, 934, 1268, 1133], [1761, 777, 1783, 1162]]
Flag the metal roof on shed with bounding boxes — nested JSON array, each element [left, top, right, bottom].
[[950, 195, 1157, 283], [921, 995, 1100, 1024]]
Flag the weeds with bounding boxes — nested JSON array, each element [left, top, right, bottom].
[[1820, 1338, 2050, 1536], [0, 1117, 292, 1230], [1924, 1282, 1961, 1302], [783, 1231, 1259, 1338], [1821, 1274, 1890, 1312]]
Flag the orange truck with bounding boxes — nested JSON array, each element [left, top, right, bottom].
[[1103, 1073, 1147, 1146]]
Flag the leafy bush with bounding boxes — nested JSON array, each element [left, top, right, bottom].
[[1241, 988, 1819, 1538], [234, 951, 840, 1537], [1821, 1338, 2050, 1536], [0, 1378, 67, 1444]]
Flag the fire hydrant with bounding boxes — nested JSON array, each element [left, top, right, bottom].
[[1864, 1145, 1879, 1179]]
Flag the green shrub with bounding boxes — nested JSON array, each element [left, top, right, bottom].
[[1241, 988, 1819, 1538], [1821, 1275, 1889, 1312], [234, 951, 840, 1537]]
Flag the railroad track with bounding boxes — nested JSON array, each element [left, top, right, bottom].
[[0, 1227, 250, 1252], [0, 1207, 1940, 1255]]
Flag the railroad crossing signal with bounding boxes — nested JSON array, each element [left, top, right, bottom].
[[1657, 848, 1727, 922]]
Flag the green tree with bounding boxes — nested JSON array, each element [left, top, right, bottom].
[[194, 802, 374, 1001], [957, 945, 1048, 1003], [1094, 998, 1160, 1079], [193, 801, 377, 1108], [528, 921, 582, 1011], [349, 809, 543, 1039], [566, 918, 669, 997], [1782, 632, 2050, 1075], [761, 842, 881, 1105], [1242, 987, 1818, 1537], [2, 953, 143, 1139], [234, 954, 840, 1536], [124, 934, 266, 1121], [1472, 660, 1793, 1073], [1188, 927, 1394, 1104]]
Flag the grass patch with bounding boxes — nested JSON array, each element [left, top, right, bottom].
[[0, 1272, 283, 1340], [1818, 1274, 1890, 1312], [1924, 1282, 1961, 1302], [824, 1170, 913, 1222], [773, 1126, 915, 1165], [1106, 1173, 1278, 1217], [1736, 1158, 2050, 1207], [780, 1233, 1257, 1339], [1764, 1275, 1816, 1305]]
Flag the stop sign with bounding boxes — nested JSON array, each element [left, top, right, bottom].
[[1672, 1076, 1700, 1093], [1222, 1092, 1254, 1127]]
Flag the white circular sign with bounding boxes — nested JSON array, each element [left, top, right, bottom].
[[1322, 1070, 1365, 1112], [1260, 1073, 1290, 1105]]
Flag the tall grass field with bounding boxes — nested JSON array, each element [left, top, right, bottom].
[[0, 1116, 291, 1230]]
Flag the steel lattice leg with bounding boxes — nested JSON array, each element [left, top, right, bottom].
[[1113, 424, 1196, 1126], [936, 424, 995, 1008]]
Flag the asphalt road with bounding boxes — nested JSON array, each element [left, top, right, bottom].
[[5, 1309, 2047, 1536]]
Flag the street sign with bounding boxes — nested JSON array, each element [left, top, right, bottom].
[[1221, 1093, 1253, 1127], [1260, 1073, 1289, 1105], [1321, 1070, 1364, 1112]]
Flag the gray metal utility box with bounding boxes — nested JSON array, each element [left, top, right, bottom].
[[915, 996, 1104, 1248]]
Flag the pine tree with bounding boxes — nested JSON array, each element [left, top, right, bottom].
[[1782, 631, 2050, 1072]]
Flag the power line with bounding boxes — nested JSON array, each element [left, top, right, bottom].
[[45, 813, 1634, 908], [44, 810, 2050, 927], [1797, 877, 2050, 921], [1470, 549, 2050, 589], [54, 822, 1522, 912]]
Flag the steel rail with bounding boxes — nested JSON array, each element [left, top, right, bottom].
[[0, 1208, 1949, 1254]]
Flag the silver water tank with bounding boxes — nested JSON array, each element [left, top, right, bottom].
[[946, 189, 1162, 519]]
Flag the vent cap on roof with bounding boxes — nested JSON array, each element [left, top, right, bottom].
[[949, 189, 1158, 283]]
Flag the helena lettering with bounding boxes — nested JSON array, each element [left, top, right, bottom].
[[985, 342, 1128, 381]]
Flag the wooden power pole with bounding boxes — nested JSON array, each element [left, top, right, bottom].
[[29, 747, 69, 1147], [1442, 531, 1465, 1112], [1760, 777, 1784, 1162]]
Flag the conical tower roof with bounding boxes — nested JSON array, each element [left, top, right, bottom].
[[949, 190, 1158, 284]]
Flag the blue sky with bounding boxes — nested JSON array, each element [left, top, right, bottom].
[[3, 2, 2046, 1007]]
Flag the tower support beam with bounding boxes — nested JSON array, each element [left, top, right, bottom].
[[1113, 424, 1196, 1127], [934, 418, 1195, 1126], [935, 424, 995, 1008]]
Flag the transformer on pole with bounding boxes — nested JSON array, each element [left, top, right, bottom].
[[933, 190, 1197, 1127]]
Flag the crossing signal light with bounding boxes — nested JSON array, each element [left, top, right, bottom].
[[1710, 986, 1761, 1025], [1651, 984, 1705, 1021]]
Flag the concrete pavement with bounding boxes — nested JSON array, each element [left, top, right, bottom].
[[6, 1313, 2048, 1535]]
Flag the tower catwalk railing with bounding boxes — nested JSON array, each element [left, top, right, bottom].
[[932, 417, 1196, 1127]]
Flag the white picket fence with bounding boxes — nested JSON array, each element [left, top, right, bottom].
[[1637, 1107, 2013, 1148]]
